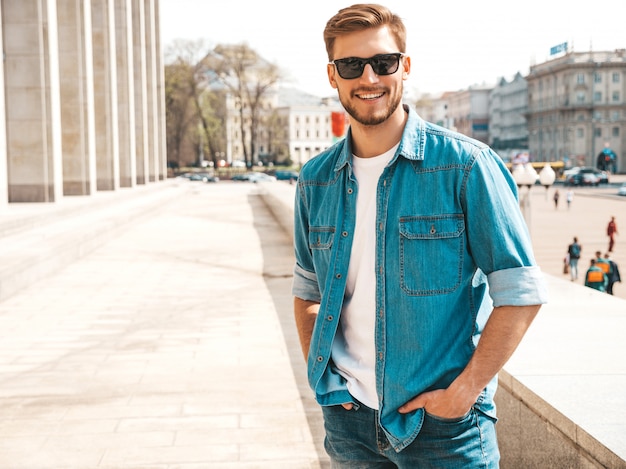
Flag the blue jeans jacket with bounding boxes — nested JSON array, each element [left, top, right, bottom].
[[292, 106, 548, 451]]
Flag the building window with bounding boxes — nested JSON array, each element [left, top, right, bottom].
[[577, 128, 584, 138], [576, 73, 585, 84], [594, 72, 602, 83], [594, 128, 602, 138], [576, 92, 585, 103], [613, 127, 620, 137], [613, 73, 620, 83], [593, 92, 602, 102], [612, 91, 620, 102]]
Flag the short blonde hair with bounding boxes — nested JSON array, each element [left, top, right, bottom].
[[323, 4, 407, 61]]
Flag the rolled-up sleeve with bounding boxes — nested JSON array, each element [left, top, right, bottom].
[[487, 266, 548, 307], [292, 264, 321, 302]]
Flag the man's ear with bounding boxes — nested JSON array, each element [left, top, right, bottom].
[[327, 64, 338, 89], [402, 55, 411, 80]]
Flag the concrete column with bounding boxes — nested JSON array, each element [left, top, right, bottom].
[[143, 0, 156, 182], [132, 0, 148, 185], [0, 1, 9, 206], [91, 0, 119, 191], [114, 0, 136, 188], [153, 0, 167, 180], [57, 0, 97, 195], [3, 0, 63, 202]]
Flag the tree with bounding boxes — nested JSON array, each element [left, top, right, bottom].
[[164, 40, 226, 169], [202, 43, 282, 167]]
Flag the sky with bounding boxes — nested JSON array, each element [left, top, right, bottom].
[[160, 0, 625, 98]]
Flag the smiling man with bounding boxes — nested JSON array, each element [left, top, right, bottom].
[[292, 4, 548, 467]]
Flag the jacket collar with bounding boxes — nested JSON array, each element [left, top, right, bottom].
[[333, 105, 426, 174]]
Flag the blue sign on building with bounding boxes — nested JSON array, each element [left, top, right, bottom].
[[550, 42, 568, 55]]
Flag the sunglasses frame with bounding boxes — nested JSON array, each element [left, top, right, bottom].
[[330, 52, 405, 80]]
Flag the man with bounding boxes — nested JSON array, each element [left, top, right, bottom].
[[604, 252, 621, 295], [594, 250, 611, 280], [567, 236, 582, 281], [292, 4, 547, 467], [585, 259, 608, 292], [607, 216, 618, 252]]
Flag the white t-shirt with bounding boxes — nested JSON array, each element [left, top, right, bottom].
[[331, 144, 398, 409]]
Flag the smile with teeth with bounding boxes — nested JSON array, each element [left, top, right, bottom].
[[357, 92, 384, 100]]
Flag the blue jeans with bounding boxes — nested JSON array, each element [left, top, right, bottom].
[[322, 403, 500, 468], [569, 258, 579, 280]]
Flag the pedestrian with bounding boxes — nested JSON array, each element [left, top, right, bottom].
[[553, 189, 559, 209], [566, 189, 573, 210], [567, 236, 582, 281], [604, 252, 621, 295], [292, 5, 547, 467], [584, 259, 608, 292], [607, 216, 618, 252]]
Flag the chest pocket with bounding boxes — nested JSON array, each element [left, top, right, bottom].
[[399, 215, 465, 296], [309, 227, 335, 250], [308, 227, 335, 287]]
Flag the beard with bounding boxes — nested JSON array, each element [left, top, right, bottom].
[[338, 84, 403, 126]]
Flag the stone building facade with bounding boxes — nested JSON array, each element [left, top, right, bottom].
[[0, 0, 166, 205], [526, 49, 626, 171]]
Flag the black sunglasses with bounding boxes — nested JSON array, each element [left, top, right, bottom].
[[330, 53, 404, 80]]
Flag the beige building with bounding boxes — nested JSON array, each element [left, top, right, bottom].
[[224, 87, 344, 167], [526, 49, 626, 171], [0, 0, 166, 205]]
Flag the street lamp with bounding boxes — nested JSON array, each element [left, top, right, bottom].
[[539, 164, 556, 201], [512, 163, 539, 230]]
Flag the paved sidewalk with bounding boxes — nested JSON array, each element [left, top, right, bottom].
[[0, 175, 624, 468], [0, 182, 328, 468]]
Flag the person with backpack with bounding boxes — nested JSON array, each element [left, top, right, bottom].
[[595, 251, 612, 279], [567, 237, 582, 281], [585, 259, 608, 292]]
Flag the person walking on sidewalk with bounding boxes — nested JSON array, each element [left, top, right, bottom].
[[292, 4, 547, 467], [607, 216, 618, 252], [604, 252, 621, 295], [567, 237, 582, 281], [566, 189, 573, 210], [553, 189, 560, 209], [585, 259, 608, 292]]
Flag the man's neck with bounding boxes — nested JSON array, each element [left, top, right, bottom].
[[350, 106, 408, 158]]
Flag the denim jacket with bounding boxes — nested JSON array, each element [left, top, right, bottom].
[[292, 105, 548, 451]]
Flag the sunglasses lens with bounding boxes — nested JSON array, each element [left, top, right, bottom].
[[372, 55, 400, 75], [334, 54, 401, 79], [335, 58, 365, 79]]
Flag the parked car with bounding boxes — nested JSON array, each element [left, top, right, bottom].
[[563, 167, 608, 186], [191, 172, 219, 183], [178, 172, 219, 183], [231, 172, 276, 183], [231, 173, 251, 181], [274, 170, 299, 182], [618, 183, 626, 196], [248, 172, 276, 183]]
